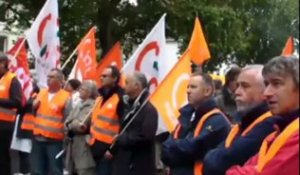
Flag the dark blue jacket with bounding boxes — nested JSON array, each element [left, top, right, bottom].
[[203, 103, 280, 175], [162, 99, 231, 175]]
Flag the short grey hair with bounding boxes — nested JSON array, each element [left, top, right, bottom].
[[81, 80, 99, 99], [133, 72, 148, 89], [242, 65, 265, 88], [263, 56, 299, 88], [50, 68, 65, 82]]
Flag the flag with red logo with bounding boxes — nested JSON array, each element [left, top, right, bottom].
[[69, 27, 98, 82], [26, 0, 60, 88], [122, 14, 177, 93], [7, 38, 33, 103]]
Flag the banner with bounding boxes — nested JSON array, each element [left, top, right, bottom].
[[69, 27, 98, 82], [282, 36, 295, 56], [188, 17, 211, 65], [26, 0, 60, 88], [122, 14, 177, 93], [150, 51, 191, 133]]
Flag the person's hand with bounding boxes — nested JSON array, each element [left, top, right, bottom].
[[104, 150, 113, 160], [32, 99, 40, 110], [165, 167, 171, 175]]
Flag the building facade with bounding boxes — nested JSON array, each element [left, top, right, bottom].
[[0, 1, 19, 52]]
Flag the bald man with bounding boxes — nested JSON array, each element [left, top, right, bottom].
[[203, 65, 280, 175]]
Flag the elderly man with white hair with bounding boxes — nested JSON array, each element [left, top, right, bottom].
[[65, 80, 99, 175], [203, 65, 280, 175]]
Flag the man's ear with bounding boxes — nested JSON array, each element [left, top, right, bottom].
[[204, 86, 213, 97]]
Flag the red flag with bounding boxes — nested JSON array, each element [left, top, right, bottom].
[[188, 18, 211, 65], [7, 38, 33, 102], [97, 42, 123, 86], [69, 27, 98, 82], [282, 36, 294, 56]]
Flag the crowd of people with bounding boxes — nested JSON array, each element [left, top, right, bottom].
[[0, 51, 298, 175]]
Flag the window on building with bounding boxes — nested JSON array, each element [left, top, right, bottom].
[[0, 36, 7, 52]]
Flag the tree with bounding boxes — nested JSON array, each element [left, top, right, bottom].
[[2, 0, 299, 72]]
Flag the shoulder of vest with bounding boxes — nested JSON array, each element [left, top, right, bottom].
[[111, 93, 121, 102], [5, 72, 16, 79]]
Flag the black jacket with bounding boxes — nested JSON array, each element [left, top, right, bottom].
[[203, 103, 280, 175], [112, 91, 158, 175]]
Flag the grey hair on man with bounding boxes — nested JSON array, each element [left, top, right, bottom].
[[81, 80, 99, 99], [133, 72, 149, 89], [243, 64, 265, 89], [263, 56, 299, 88]]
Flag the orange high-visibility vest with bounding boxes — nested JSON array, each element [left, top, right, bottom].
[[257, 117, 299, 172], [174, 108, 226, 175], [90, 94, 120, 145], [225, 111, 272, 148], [21, 93, 38, 132], [33, 89, 70, 140], [0, 72, 17, 123]]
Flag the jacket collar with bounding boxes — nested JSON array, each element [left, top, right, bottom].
[[237, 103, 270, 131], [127, 89, 149, 107], [277, 108, 299, 131], [98, 85, 122, 103], [194, 98, 218, 123]]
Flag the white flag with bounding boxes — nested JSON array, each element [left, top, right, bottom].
[[122, 14, 177, 93], [26, 0, 60, 88]]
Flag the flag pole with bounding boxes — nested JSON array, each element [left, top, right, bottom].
[[61, 45, 79, 70], [10, 38, 26, 62]]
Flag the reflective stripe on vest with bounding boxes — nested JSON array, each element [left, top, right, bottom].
[[21, 93, 38, 131], [257, 117, 299, 172], [90, 94, 120, 145], [33, 89, 70, 140], [21, 112, 35, 131], [225, 111, 272, 148], [0, 72, 17, 122], [173, 108, 226, 175]]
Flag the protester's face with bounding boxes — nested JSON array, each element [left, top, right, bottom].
[[187, 76, 210, 107], [64, 83, 74, 93], [264, 74, 299, 115], [235, 70, 265, 112], [79, 85, 90, 100], [124, 74, 138, 97], [101, 68, 115, 88], [47, 71, 60, 88]]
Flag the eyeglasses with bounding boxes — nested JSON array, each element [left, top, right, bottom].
[[47, 75, 57, 79], [101, 74, 111, 78]]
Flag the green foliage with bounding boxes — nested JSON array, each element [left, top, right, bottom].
[[1, 0, 299, 72]]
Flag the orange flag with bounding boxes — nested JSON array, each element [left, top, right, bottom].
[[97, 42, 123, 86], [188, 17, 211, 65], [282, 36, 294, 56], [150, 51, 192, 133], [69, 27, 98, 82]]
